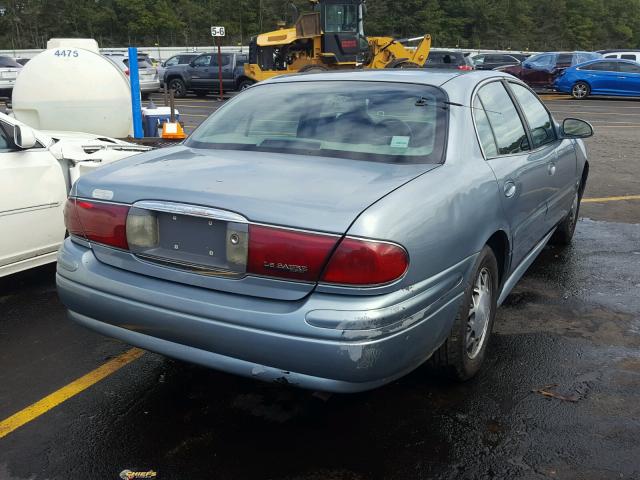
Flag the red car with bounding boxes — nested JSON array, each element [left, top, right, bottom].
[[498, 51, 601, 89]]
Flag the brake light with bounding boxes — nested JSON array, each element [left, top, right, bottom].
[[246, 225, 408, 286], [64, 198, 130, 249], [247, 225, 337, 281], [125, 68, 130, 76], [321, 238, 408, 286], [458, 65, 473, 71]]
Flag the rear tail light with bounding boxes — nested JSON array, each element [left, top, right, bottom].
[[64, 200, 409, 286], [246, 225, 408, 286], [64, 198, 129, 249], [458, 65, 473, 71], [247, 225, 338, 282], [125, 68, 130, 76], [321, 238, 408, 286]]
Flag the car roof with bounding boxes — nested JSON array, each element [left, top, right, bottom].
[[577, 58, 640, 66], [597, 49, 640, 54], [263, 69, 511, 88]]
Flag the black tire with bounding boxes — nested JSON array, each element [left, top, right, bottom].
[[550, 187, 581, 246], [238, 79, 255, 91], [571, 81, 590, 100], [168, 78, 187, 98], [298, 65, 329, 73], [194, 90, 208, 97], [386, 59, 420, 69], [141, 92, 150, 100], [430, 245, 499, 381]]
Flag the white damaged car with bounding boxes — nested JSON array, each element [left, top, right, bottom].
[[0, 112, 150, 277]]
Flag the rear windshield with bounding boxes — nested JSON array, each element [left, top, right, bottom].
[[186, 81, 448, 164], [0, 56, 21, 68], [122, 58, 153, 68]]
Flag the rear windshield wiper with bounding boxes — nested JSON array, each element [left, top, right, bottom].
[[415, 97, 464, 108]]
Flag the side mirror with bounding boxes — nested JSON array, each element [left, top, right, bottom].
[[561, 118, 593, 138], [14, 124, 37, 149]]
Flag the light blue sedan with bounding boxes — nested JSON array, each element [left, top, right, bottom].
[[57, 70, 593, 392], [555, 58, 640, 99]]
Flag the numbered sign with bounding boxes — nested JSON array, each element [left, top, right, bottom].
[[211, 26, 226, 37]]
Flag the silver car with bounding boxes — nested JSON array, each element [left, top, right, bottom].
[[0, 55, 21, 97], [102, 53, 160, 98], [56, 70, 592, 392]]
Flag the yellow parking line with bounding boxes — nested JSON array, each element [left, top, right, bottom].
[[583, 194, 640, 203], [0, 348, 144, 439]]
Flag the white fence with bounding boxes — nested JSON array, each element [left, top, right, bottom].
[[0, 46, 248, 61], [1, 45, 537, 61]]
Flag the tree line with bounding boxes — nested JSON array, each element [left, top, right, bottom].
[[1, 0, 640, 52]]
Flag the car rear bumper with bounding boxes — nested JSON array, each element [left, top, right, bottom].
[[140, 80, 160, 93], [56, 239, 470, 392]]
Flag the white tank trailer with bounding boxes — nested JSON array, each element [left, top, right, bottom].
[[12, 39, 134, 138]]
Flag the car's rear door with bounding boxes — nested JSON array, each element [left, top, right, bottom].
[[615, 61, 640, 95], [579, 61, 621, 94], [507, 81, 576, 230], [473, 80, 551, 268], [0, 120, 67, 272], [211, 53, 234, 90]]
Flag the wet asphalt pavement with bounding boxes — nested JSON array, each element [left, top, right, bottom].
[[1, 94, 639, 480]]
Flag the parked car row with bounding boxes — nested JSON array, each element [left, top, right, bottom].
[[0, 55, 22, 97]]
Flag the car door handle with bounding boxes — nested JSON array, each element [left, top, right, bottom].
[[548, 162, 557, 176], [504, 181, 517, 198]]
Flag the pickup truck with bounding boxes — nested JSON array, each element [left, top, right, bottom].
[[163, 52, 250, 97], [0, 112, 150, 277]]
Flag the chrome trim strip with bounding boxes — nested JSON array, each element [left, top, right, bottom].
[[250, 222, 342, 237], [133, 200, 248, 224], [0, 201, 60, 217]]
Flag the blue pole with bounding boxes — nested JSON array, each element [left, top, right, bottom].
[[128, 47, 144, 138]]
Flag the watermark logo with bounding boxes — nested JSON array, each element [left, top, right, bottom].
[[119, 470, 157, 479]]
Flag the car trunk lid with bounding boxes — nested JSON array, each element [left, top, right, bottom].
[[73, 147, 439, 299]]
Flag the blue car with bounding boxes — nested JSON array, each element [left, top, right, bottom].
[[555, 58, 640, 99]]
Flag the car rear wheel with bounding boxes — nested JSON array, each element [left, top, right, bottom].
[[571, 81, 590, 99], [168, 78, 187, 98], [550, 188, 581, 246], [194, 90, 208, 97], [429, 245, 498, 381]]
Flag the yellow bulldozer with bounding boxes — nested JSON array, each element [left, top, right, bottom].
[[238, 0, 431, 89]]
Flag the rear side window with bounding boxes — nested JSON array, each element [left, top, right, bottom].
[[578, 61, 618, 71], [618, 62, 640, 73], [473, 97, 498, 157], [476, 82, 529, 156], [621, 54, 637, 61], [0, 56, 21, 68], [212, 54, 231, 67], [509, 83, 555, 148]]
